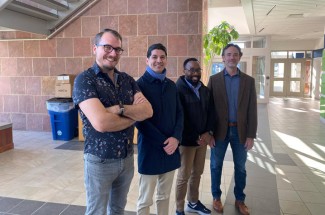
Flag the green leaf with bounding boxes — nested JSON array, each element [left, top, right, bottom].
[[203, 21, 239, 70]]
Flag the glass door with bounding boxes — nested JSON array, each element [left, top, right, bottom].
[[270, 59, 305, 97], [252, 56, 268, 103]]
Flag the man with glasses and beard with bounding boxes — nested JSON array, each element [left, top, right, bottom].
[[73, 28, 152, 215]]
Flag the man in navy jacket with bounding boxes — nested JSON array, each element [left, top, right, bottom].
[[136, 43, 184, 215], [175, 58, 214, 215]]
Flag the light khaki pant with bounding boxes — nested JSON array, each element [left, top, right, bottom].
[[175, 145, 207, 211], [137, 170, 175, 215]]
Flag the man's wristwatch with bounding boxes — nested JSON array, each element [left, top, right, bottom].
[[118, 103, 124, 116], [208, 130, 214, 136]]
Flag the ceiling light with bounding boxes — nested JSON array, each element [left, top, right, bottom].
[[266, 5, 276, 16], [287, 14, 304, 18]]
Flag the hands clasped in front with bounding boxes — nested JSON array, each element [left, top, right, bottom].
[[163, 137, 179, 155], [197, 132, 215, 147]]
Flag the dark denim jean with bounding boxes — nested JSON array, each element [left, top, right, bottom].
[[210, 126, 247, 201]]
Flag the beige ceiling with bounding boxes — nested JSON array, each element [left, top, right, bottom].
[[209, 0, 325, 41]]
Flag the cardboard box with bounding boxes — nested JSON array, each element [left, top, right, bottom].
[[56, 74, 75, 84], [55, 83, 72, 98], [54, 74, 75, 98]]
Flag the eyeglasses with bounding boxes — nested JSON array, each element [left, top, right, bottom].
[[96, 44, 124, 55], [185, 68, 202, 73]]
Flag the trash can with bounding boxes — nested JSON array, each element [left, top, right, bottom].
[[46, 98, 78, 141]]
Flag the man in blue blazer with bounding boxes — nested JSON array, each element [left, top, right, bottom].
[[208, 44, 258, 215]]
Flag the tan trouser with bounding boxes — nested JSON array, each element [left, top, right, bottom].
[[175, 145, 207, 211], [137, 170, 175, 215]]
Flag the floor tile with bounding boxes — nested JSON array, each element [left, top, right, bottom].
[[305, 203, 325, 215], [278, 189, 302, 201], [276, 178, 294, 190], [32, 202, 68, 215], [0, 197, 24, 213], [60, 205, 86, 215], [8, 200, 45, 215], [279, 200, 311, 215], [54, 140, 84, 151], [290, 180, 319, 192], [273, 153, 297, 166], [296, 191, 325, 204]]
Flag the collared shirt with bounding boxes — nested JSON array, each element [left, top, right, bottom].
[[184, 78, 202, 99], [73, 63, 140, 159], [224, 69, 240, 123]]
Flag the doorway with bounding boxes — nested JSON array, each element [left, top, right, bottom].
[[270, 59, 311, 97]]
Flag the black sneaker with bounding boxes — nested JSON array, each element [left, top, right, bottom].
[[185, 200, 211, 215], [176, 211, 185, 215]]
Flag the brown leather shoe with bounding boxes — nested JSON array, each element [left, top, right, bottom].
[[213, 199, 223, 213], [235, 200, 250, 215]]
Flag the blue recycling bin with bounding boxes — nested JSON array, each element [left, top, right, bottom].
[[46, 98, 78, 141]]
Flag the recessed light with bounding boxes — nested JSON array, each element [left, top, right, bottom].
[[287, 14, 304, 18]]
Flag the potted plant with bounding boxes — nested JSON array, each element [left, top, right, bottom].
[[202, 21, 239, 82]]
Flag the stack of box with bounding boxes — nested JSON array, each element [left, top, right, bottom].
[[55, 74, 75, 98]]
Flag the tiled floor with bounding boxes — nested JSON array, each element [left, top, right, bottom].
[[0, 97, 324, 215]]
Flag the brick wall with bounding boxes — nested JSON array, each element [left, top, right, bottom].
[[0, 0, 204, 131]]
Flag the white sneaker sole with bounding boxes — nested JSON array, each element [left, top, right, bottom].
[[185, 206, 211, 215]]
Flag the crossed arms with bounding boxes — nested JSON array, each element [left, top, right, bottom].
[[79, 92, 153, 132]]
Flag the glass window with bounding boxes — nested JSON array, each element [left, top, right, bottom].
[[253, 37, 266, 48], [274, 63, 284, 78], [306, 51, 312, 58], [211, 62, 224, 75], [289, 51, 305, 59], [211, 61, 245, 75], [291, 63, 301, 78], [252, 56, 265, 98], [273, 81, 283, 92], [233, 41, 252, 49], [234, 36, 251, 48], [290, 81, 301, 92], [271, 51, 287, 59], [238, 62, 247, 73]]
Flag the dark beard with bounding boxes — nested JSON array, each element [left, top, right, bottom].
[[103, 65, 115, 71], [185, 77, 200, 87]]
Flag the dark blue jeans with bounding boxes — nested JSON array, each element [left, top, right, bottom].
[[210, 126, 247, 201]]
